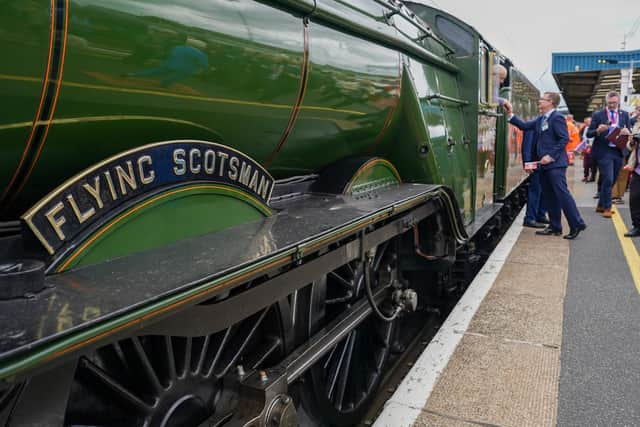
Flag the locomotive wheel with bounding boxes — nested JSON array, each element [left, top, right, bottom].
[[295, 242, 397, 426], [62, 303, 288, 427]]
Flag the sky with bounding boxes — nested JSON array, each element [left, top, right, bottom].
[[422, 0, 640, 94]]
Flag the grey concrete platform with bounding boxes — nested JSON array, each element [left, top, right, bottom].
[[375, 165, 640, 427]]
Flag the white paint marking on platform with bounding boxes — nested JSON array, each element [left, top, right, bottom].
[[373, 209, 525, 427]]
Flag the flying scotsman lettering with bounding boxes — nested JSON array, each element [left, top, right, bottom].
[[22, 141, 274, 255]]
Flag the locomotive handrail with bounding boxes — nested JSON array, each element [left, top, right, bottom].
[[380, 0, 455, 55], [426, 93, 469, 105], [273, 0, 459, 73], [478, 108, 502, 117]]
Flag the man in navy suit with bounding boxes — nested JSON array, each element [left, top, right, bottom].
[[522, 130, 547, 228], [503, 92, 586, 239], [586, 91, 632, 217]]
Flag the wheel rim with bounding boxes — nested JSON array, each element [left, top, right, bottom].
[[296, 243, 396, 426], [64, 304, 287, 426]]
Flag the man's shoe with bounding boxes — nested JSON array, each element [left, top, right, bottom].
[[595, 206, 605, 213], [603, 209, 614, 218], [536, 227, 561, 236], [536, 217, 550, 224], [593, 193, 600, 199], [523, 221, 546, 229], [564, 224, 587, 240], [624, 227, 640, 237]]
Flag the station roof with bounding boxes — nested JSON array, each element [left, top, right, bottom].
[[552, 49, 640, 120]]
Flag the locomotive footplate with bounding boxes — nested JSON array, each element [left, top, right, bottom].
[[0, 183, 465, 386]]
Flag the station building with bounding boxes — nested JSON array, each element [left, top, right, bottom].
[[552, 48, 640, 120]]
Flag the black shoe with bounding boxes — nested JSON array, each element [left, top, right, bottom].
[[536, 227, 561, 236], [625, 227, 640, 237], [593, 193, 600, 199], [523, 221, 546, 229], [536, 217, 550, 225], [563, 223, 587, 240]]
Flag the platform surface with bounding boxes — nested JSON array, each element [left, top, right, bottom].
[[376, 165, 640, 427]]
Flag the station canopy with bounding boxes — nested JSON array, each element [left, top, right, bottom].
[[552, 49, 640, 120]]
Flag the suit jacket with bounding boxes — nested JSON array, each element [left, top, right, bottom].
[[509, 110, 569, 169], [586, 108, 630, 159]]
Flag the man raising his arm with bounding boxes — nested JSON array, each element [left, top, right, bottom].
[[503, 92, 586, 239]]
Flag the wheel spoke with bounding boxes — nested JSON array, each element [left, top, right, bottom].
[[164, 336, 177, 381], [345, 263, 355, 278], [63, 300, 288, 426], [217, 308, 269, 377], [195, 335, 211, 375], [207, 327, 232, 378], [181, 337, 193, 377], [322, 344, 338, 372], [248, 336, 282, 370], [326, 335, 350, 401], [328, 271, 352, 289], [334, 330, 357, 410], [80, 358, 152, 415], [131, 337, 163, 395]]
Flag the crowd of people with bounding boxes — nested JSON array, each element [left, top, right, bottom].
[[502, 91, 640, 239]]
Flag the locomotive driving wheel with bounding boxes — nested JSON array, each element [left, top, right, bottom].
[[295, 241, 398, 426], [62, 303, 289, 427]]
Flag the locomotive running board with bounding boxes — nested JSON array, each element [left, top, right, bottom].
[[0, 184, 466, 385]]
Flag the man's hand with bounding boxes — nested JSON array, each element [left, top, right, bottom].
[[540, 155, 554, 165], [524, 168, 534, 174], [596, 124, 609, 134], [502, 100, 513, 116], [620, 127, 631, 136]]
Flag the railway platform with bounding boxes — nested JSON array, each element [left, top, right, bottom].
[[374, 165, 640, 427]]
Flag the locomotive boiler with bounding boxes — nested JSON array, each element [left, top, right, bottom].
[[0, 1, 538, 425]]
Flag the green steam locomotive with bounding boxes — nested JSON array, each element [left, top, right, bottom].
[[0, 1, 538, 425]]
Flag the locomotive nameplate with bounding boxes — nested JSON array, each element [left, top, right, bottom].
[[22, 140, 274, 255]]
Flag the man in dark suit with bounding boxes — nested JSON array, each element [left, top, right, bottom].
[[586, 91, 632, 217], [503, 92, 586, 239], [522, 130, 547, 228]]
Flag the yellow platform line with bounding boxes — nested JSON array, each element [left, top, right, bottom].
[[611, 206, 640, 293]]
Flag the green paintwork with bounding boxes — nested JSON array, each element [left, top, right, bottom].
[[0, 0, 548, 386], [0, 3, 50, 192], [0, 0, 537, 250], [407, 3, 538, 205], [344, 159, 401, 195], [55, 185, 269, 271]]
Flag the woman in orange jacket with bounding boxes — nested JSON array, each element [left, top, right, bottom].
[[566, 114, 581, 165]]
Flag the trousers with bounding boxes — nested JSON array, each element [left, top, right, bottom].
[[540, 167, 585, 232], [524, 169, 546, 224], [631, 173, 640, 228], [597, 148, 623, 209], [612, 168, 629, 199]]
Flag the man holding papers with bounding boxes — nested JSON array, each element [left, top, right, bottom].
[[586, 91, 631, 218], [503, 92, 586, 239]]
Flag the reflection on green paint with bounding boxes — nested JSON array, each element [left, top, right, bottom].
[[59, 186, 268, 270]]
